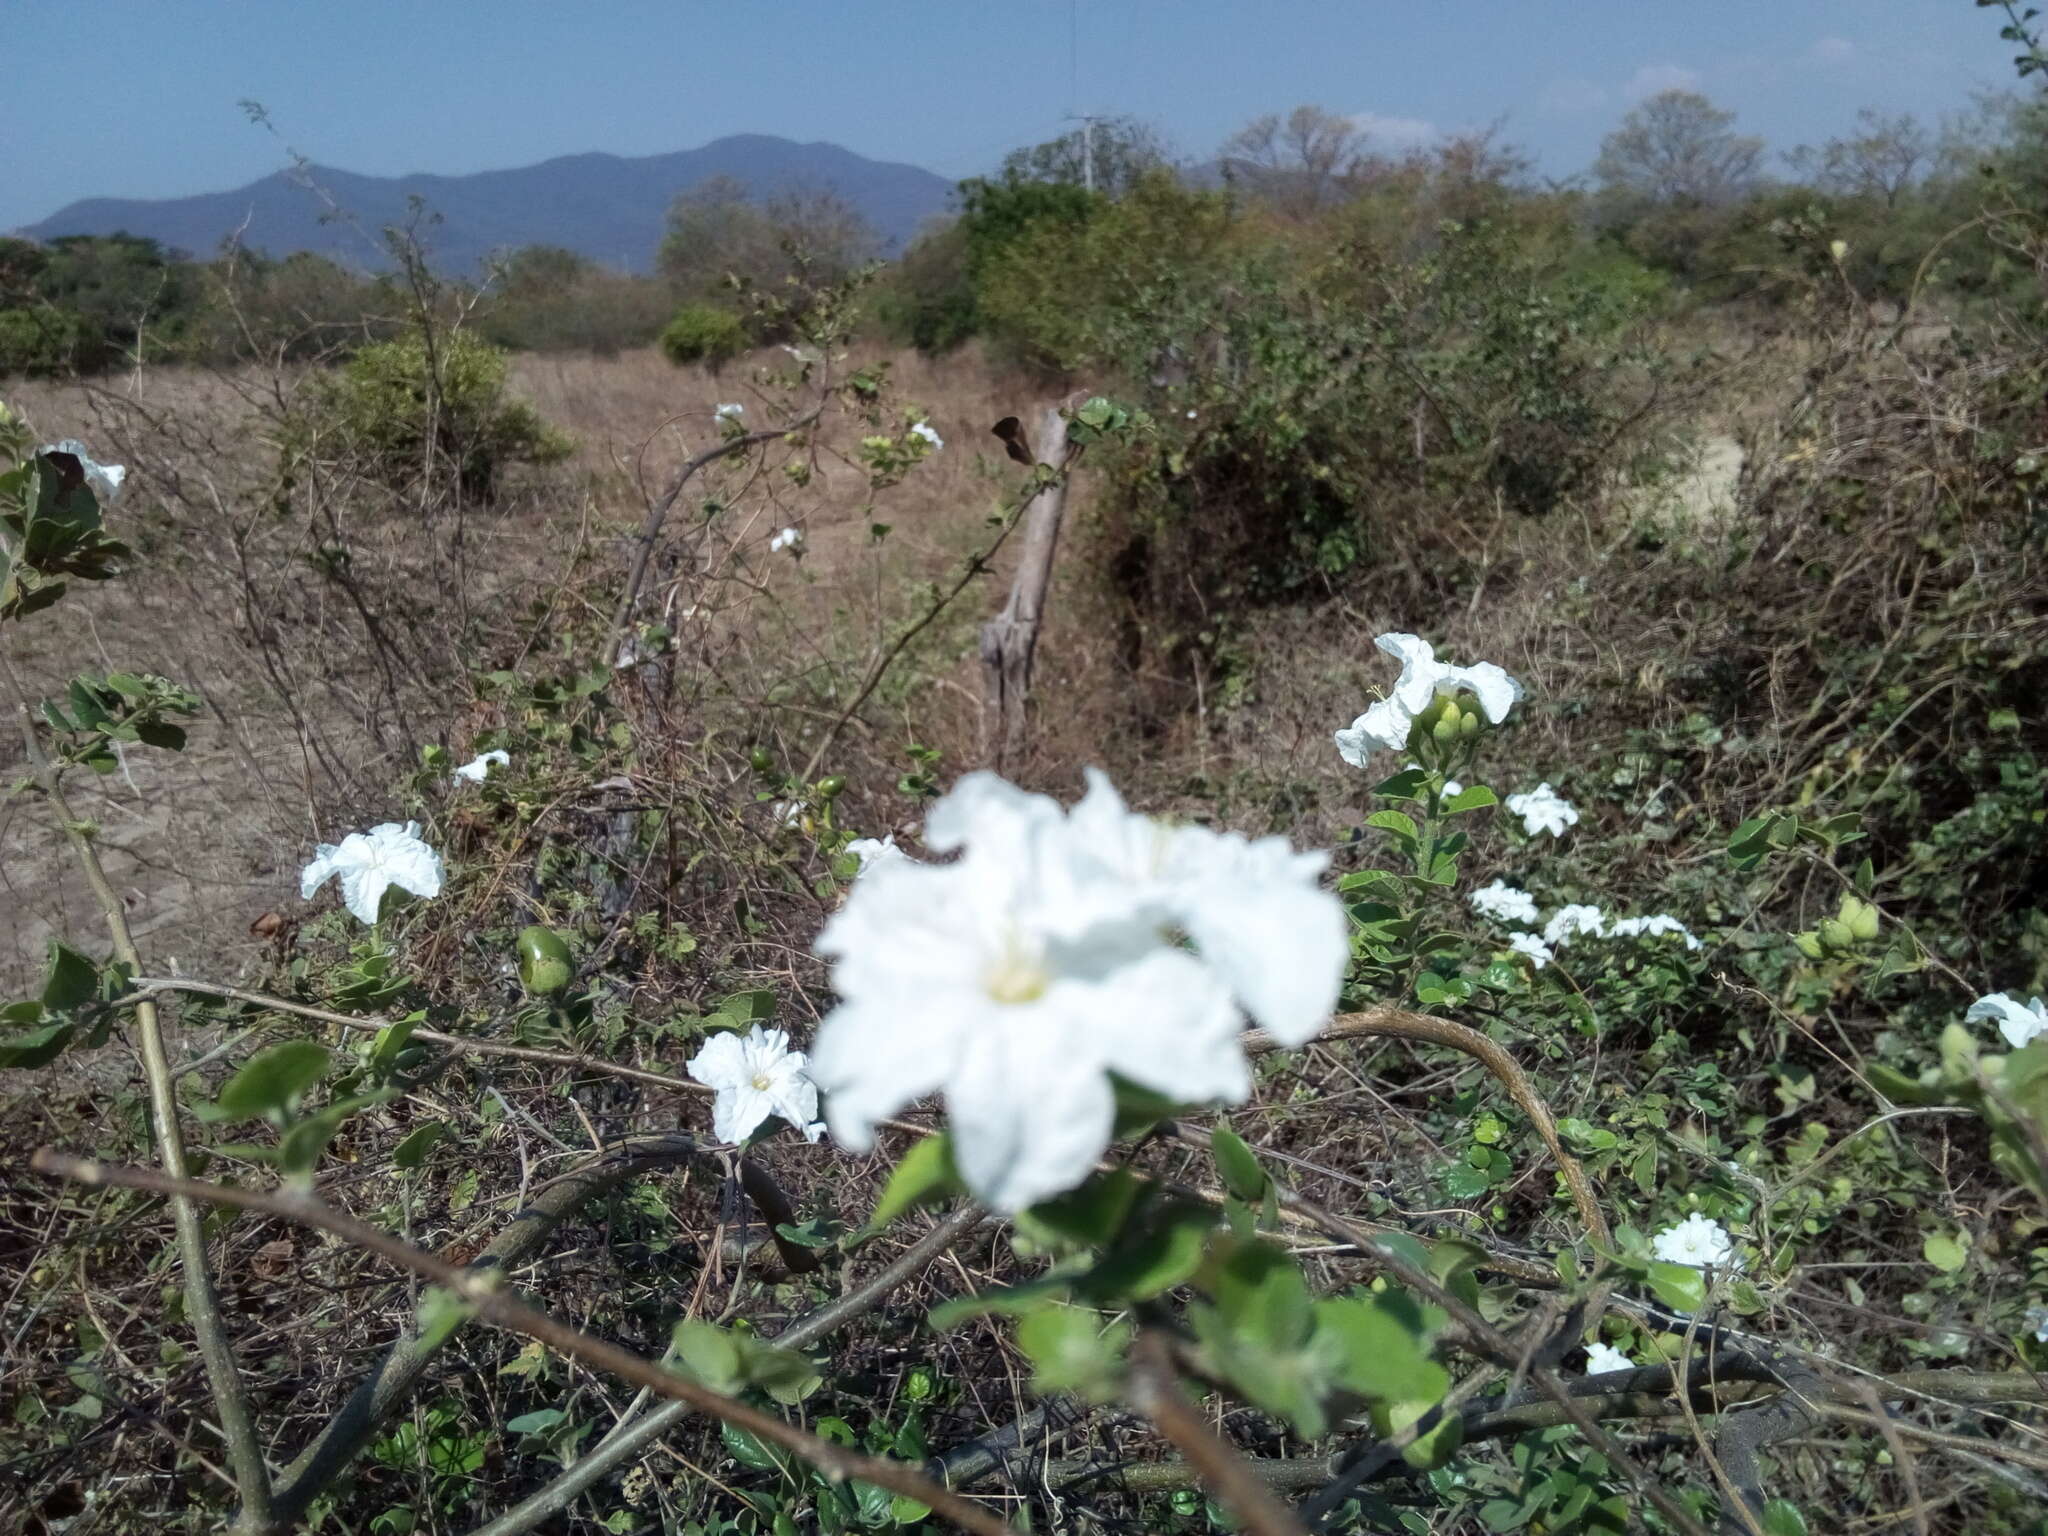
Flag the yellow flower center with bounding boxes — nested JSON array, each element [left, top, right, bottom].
[[750, 1072, 775, 1092], [983, 929, 1050, 1005]]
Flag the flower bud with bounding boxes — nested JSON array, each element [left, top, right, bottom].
[[1432, 698, 1463, 744], [1459, 707, 1481, 738], [1846, 899, 1879, 942], [516, 925, 573, 995], [1817, 917, 1854, 953], [1793, 931, 1825, 960]]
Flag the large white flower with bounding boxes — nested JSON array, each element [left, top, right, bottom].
[[1509, 932, 1556, 970], [810, 770, 1341, 1212], [1652, 1212, 1736, 1270], [1610, 913, 1703, 951], [452, 749, 509, 784], [1334, 633, 1523, 769], [688, 1025, 823, 1144], [300, 821, 444, 924], [909, 421, 943, 449], [1543, 904, 1607, 947], [769, 526, 804, 555], [1469, 879, 1539, 928], [1967, 992, 2048, 1050], [38, 438, 127, 504], [1507, 782, 1579, 838], [1583, 1341, 1633, 1375]]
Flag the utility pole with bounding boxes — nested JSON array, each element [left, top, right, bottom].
[[1064, 111, 1103, 193]]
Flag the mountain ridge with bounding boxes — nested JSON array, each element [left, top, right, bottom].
[[15, 135, 957, 276]]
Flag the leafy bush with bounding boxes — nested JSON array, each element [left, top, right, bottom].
[[658, 301, 748, 371], [0, 306, 98, 377], [290, 329, 572, 500]]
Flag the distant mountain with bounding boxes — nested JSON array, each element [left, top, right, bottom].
[[16, 135, 955, 276]]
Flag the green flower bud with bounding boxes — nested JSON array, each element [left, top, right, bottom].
[[1793, 931, 1825, 960], [1817, 917, 1853, 953], [1846, 899, 1880, 942], [1459, 707, 1481, 738], [516, 925, 573, 995]]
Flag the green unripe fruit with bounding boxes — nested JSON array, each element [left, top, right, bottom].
[[816, 774, 847, 800], [1817, 917, 1854, 952], [749, 746, 774, 774], [1372, 1399, 1464, 1470], [1793, 931, 1825, 960], [516, 925, 573, 995]]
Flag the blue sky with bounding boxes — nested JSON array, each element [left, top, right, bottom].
[[2, 0, 2025, 231]]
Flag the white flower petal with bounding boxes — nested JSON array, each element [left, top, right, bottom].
[[1583, 1342, 1633, 1375], [1469, 879, 1540, 928], [300, 821, 442, 924], [910, 421, 943, 449], [809, 999, 963, 1152], [1375, 633, 1443, 714], [1507, 783, 1578, 839], [1543, 904, 1606, 947], [946, 1013, 1118, 1213], [1335, 697, 1414, 767], [452, 749, 510, 783], [1439, 661, 1522, 723], [1651, 1212, 1736, 1270], [1172, 831, 1343, 1045], [1967, 992, 2048, 1050], [1509, 932, 1555, 969]]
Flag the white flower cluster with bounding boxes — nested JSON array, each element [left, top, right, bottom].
[[1334, 633, 1522, 767], [301, 821, 444, 925], [807, 770, 1347, 1212], [1506, 782, 1578, 838], [1467, 885, 1703, 968], [688, 1025, 825, 1144], [1968, 992, 2047, 1050]]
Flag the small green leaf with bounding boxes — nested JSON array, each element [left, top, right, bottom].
[[1646, 1261, 1707, 1314], [203, 1039, 334, 1123], [40, 941, 99, 1013], [415, 1287, 474, 1352], [505, 1408, 566, 1436], [392, 1122, 448, 1170], [0, 1018, 74, 1070], [673, 1321, 744, 1393], [1029, 1168, 1140, 1245], [1079, 1202, 1215, 1302], [721, 1421, 785, 1471], [1922, 1232, 1968, 1273], [1439, 784, 1498, 814], [866, 1134, 962, 1231], [1016, 1305, 1129, 1399], [1210, 1126, 1268, 1203], [1761, 1498, 1809, 1536], [1315, 1293, 1448, 1404]]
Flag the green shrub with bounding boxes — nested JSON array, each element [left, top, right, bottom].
[[291, 329, 572, 501], [658, 302, 748, 371], [0, 307, 99, 377]]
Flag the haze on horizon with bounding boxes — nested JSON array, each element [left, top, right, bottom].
[[2, 0, 2021, 233]]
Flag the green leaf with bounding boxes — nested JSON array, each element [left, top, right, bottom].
[[1646, 1261, 1707, 1315], [202, 1039, 334, 1123], [278, 1089, 392, 1175], [505, 1408, 566, 1437], [1028, 1168, 1140, 1245], [1079, 1202, 1216, 1302], [1365, 809, 1420, 847], [1314, 1293, 1449, 1404], [1922, 1232, 1968, 1273], [40, 941, 99, 1012], [1210, 1126, 1268, 1203], [0, 1018, 73, 1069], [1761, 1498, 1810, 1536], [721, 1420, 785, 1472], [865, 1133, 962, 1231], [1372, 767, 1428, 800], [392, 1122, 448, 1170], [673, 1321, 744, 1393], [1016, 1306, 1129, 1399], [1440, 784, 1498, 814]]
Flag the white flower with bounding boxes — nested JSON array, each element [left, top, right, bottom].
[[1652, 1212, 1736, 1270], [1064, 768, 1347, 1046], [808, 770, 1342, 1212], [1967, 992, 2048, 1050], [1186, 409, 1198, 419], [1509, 932, 1555, 969], [37, 438, 126, 503], [909, 421, 943, 449], [769, 526, 804, 555], [1583, 1341, 1633, 1375], [771, 799, 804, 828], [451, 749, 509, 784], [2025, 1304, 2048, 1344], [845, 835, 908, 874], [1543, 904, 1607, 947], [1469, 879, 1540, 928], [300, 821, 444, 925], [688, 1025, 821, 1144], [1507, 782, 1579, 838], [1333, 632, 1522, 768], [1610, 913, 1703, 950], [716, 402, 744, 420]]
